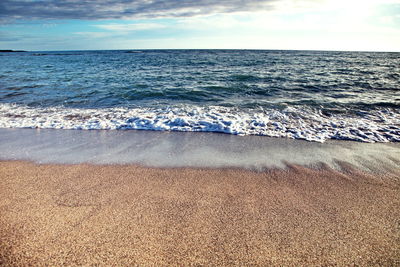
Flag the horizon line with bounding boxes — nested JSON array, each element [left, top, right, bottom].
[[3, 48, 400, 53]]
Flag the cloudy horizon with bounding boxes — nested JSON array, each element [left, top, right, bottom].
[[1, 0, 399, 51]]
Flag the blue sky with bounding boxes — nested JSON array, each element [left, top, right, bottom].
[[1, 0, 399, 51]]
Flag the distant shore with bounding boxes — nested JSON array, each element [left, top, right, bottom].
[[0, 161, 399, 266], [0, 50, 26, 53]]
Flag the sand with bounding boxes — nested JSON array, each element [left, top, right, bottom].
[[0, 161, 399, 266]]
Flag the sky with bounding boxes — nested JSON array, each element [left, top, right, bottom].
[[0, 0, 399, 51]]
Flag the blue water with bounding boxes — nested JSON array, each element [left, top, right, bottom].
[[0, 50, 399, 142]]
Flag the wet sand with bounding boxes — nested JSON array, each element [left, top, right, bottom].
[[0, 161, 399, 266]]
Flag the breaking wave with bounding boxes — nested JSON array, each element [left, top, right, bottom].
[[1, 103, 399, 143]]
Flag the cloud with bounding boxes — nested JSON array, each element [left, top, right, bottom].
[[0, 0, 278, 21], [95, 23, 166, 31]]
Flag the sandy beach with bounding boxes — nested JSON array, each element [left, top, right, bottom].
[[1, 160, 399, 266]]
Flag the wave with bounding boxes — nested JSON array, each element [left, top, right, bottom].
[[0, 103, 399, 143]]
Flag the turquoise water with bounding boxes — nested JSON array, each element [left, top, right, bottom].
[[0, 50, 399, 142]]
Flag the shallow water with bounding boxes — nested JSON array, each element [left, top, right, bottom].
[[0, 128, 398, 171]]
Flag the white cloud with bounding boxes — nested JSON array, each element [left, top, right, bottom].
[[94, 23, 166, 32], [8, 0, 398, 51], [74, 32, 114, 38]]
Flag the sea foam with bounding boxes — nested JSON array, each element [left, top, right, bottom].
[[0, 103, 399, 143]]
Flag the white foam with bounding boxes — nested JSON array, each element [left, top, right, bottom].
[[0, 103, 399, 143]]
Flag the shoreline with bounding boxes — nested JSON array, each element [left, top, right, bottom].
[[1, 160, 399, 266], [1, 128, 399, 171]]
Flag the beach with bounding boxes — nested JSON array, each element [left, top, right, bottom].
[[1, 159, 399, 266], [0, 48, 399, 266]]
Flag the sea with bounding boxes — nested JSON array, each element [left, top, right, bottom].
[[0, 49, 399, 143]]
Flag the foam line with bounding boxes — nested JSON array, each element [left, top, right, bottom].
[[0, 103, 399, 143]]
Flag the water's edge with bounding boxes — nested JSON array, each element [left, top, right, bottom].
[[0, 128, 398, 172]]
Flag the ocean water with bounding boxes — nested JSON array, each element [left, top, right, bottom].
[[0, 49, 399, 143]]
